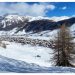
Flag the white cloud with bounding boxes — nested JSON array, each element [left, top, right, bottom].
[[0, 3, 55, 16], [46, 5, 55, 10], [62, 6, 67, 10]]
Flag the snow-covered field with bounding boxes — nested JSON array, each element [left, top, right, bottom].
[[0, 41, 53, 67], [0, 54, 75, 73], [0, 41, 75, 73]]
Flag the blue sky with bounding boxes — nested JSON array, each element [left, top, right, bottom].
[[0, 2, 75, 17]]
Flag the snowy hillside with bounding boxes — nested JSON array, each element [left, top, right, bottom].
[[0, 14, 72, 35], [0, 55, 75, 73], [0, 41, 75, 73], [0, 14, 75, 36], [0, 55, 42, 73], [0, 41, 53, 67]]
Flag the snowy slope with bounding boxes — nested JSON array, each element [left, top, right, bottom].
[[49, 16, 70, 22], [0, 41, 53, 67], [0, 55, 42, 73], [1, 14, 28, 28], [0, 14, 73, 36], [27, 30, 58, 40], [0, 42, 75, 73], [0, 55, 75, 72]]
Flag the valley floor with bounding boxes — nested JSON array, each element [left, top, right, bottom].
[[0, 41, 53, 67]]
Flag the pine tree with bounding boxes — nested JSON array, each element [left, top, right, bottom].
[[52, 23, 74, 67]]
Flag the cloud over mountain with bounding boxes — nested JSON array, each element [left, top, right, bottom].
[[0, 3, 55, 16]]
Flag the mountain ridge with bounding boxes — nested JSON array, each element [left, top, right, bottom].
[[0, 14, 74, 35]]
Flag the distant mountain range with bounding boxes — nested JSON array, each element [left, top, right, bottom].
[[0, 14, 75, 35]]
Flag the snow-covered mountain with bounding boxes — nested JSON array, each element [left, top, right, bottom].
[[0, 14, 74, 36]]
